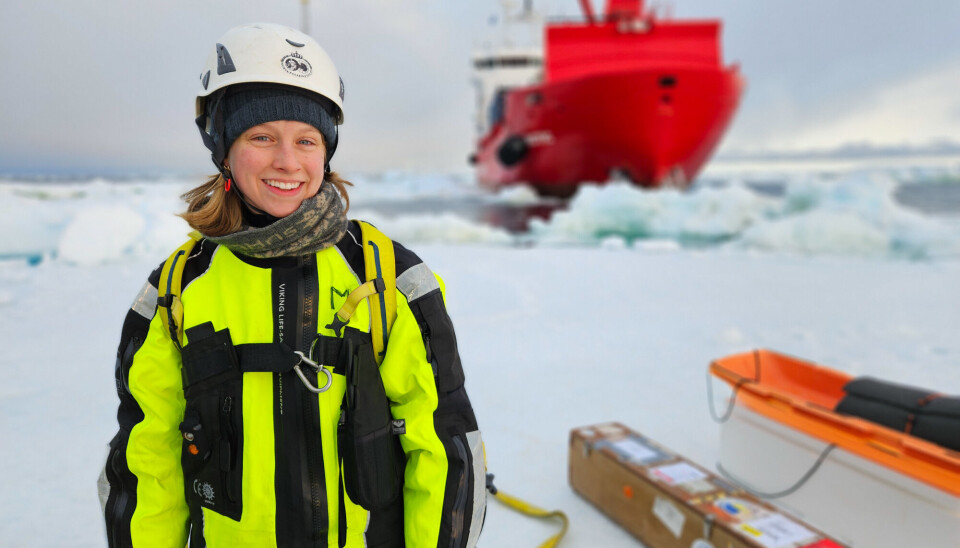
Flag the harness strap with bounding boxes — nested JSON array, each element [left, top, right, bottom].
[[157, 233, 201, 349], [358, 221, 396, 364], [238, 341, 348, 375], [234, 344, 301, 372], [180, 340, 349, 389], [327, 278, 386, 336]]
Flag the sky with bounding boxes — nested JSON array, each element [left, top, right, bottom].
[[1, 0, 959, 176]]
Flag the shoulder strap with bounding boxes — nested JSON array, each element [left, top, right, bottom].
[[157, 232, 202, 350], [359, 221, 396, 364], [327, 221, 396, 364]]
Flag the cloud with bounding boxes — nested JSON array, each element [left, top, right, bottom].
[[3, 1, 960, 174], [786, 58, 960, 149], [727, 57, 960, 152]]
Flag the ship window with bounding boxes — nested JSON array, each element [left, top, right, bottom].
[[489, 89, 508, 127], [659, 76, 677, 88], [474, 57, 542, 69]]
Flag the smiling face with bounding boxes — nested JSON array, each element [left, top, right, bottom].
[[225, 120, 327, 218]]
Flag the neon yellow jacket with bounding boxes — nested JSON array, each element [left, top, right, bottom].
[[103, 222, 485, 547]]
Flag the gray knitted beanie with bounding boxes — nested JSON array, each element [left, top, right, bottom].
[[221, 84, 338, 159]]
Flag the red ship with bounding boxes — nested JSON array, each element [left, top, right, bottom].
[[471, 0, 744, 197]]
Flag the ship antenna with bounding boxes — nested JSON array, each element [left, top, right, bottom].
[[300, 0, 310, 35]]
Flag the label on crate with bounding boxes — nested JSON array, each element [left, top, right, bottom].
[[653, 496, 686, 538], [598, 435, 670, 465], [713, 497, 762, 521], [738, 513, 817, 548], [608, 437, 660, 463], [650, 461, 709, 486]]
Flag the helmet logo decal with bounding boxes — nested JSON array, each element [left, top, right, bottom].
[[281, 51, 312, 77], [216, 43, 236, 75], [339, 77, 345, 101]]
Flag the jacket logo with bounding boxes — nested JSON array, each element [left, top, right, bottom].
[[330, 286, 349, 309], [281, 52, 312, 77], [194, 479, 216, 505], [277, 283, 286, 343]]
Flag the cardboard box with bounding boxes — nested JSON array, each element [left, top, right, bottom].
[[569, 423, 846, 548]]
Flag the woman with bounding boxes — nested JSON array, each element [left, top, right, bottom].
[[101, 23, 485, 548]]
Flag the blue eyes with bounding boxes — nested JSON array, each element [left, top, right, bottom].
[[250, 136, 317, 146]]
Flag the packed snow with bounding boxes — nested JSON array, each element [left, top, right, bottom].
[[1, 161, 959, 546]]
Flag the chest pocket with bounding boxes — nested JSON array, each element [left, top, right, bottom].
[[336, 327, 405, 511], [179, 322, 244, 521]]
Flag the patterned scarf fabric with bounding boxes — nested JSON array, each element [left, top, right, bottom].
[[205, 182, 347, 258]]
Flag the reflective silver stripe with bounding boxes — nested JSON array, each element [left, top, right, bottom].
[[396, 263, 439, 301], [450, 436, 469, 545], [130, 282, 158, 319], [465, 430, 486, 548], [97, 463, 110, 515]]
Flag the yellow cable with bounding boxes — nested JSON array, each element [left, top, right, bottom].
[[492, 490, 569, 548]]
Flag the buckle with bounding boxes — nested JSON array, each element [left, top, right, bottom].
[[292, 350, 333, 394], [325, 315, 348, 337]]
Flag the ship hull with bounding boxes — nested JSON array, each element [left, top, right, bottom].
[[475, 66, 743, 196]]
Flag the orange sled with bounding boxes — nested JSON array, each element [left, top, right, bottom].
[[709, 349, 960, 547]]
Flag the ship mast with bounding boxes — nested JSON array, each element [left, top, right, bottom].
[[579, 0, 597, 24], [300, 0, 310, 35], [497, 0, 541, 46]]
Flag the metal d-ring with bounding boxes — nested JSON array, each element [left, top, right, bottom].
[[293, 350, 333, 394]]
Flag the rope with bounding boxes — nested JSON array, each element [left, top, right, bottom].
[[490, 488, 569, 548], [716, 443, 838, 499], [706, 350, 762, 424], [706, 369, 750, 424]]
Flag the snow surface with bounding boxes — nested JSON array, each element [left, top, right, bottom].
[[3, 167, 959, 266], [1, 165, 960, 546]]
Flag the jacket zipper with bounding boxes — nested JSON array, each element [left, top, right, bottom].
[[298, 255, 326, 546], [419, 321, 439, 377], [220, 395, 237, 503]]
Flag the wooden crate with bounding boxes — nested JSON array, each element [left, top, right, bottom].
[[569, 423, 845, 548]]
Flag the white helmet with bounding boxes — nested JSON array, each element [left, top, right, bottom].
[[195, 23, 345, 169]]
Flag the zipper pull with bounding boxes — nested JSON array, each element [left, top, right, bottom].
[[423, 335, 438, 376]]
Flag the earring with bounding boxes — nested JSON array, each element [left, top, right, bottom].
[[225, 178, 232, 192]]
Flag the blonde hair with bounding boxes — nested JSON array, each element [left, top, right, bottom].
[[179, 172, 353, 237]]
